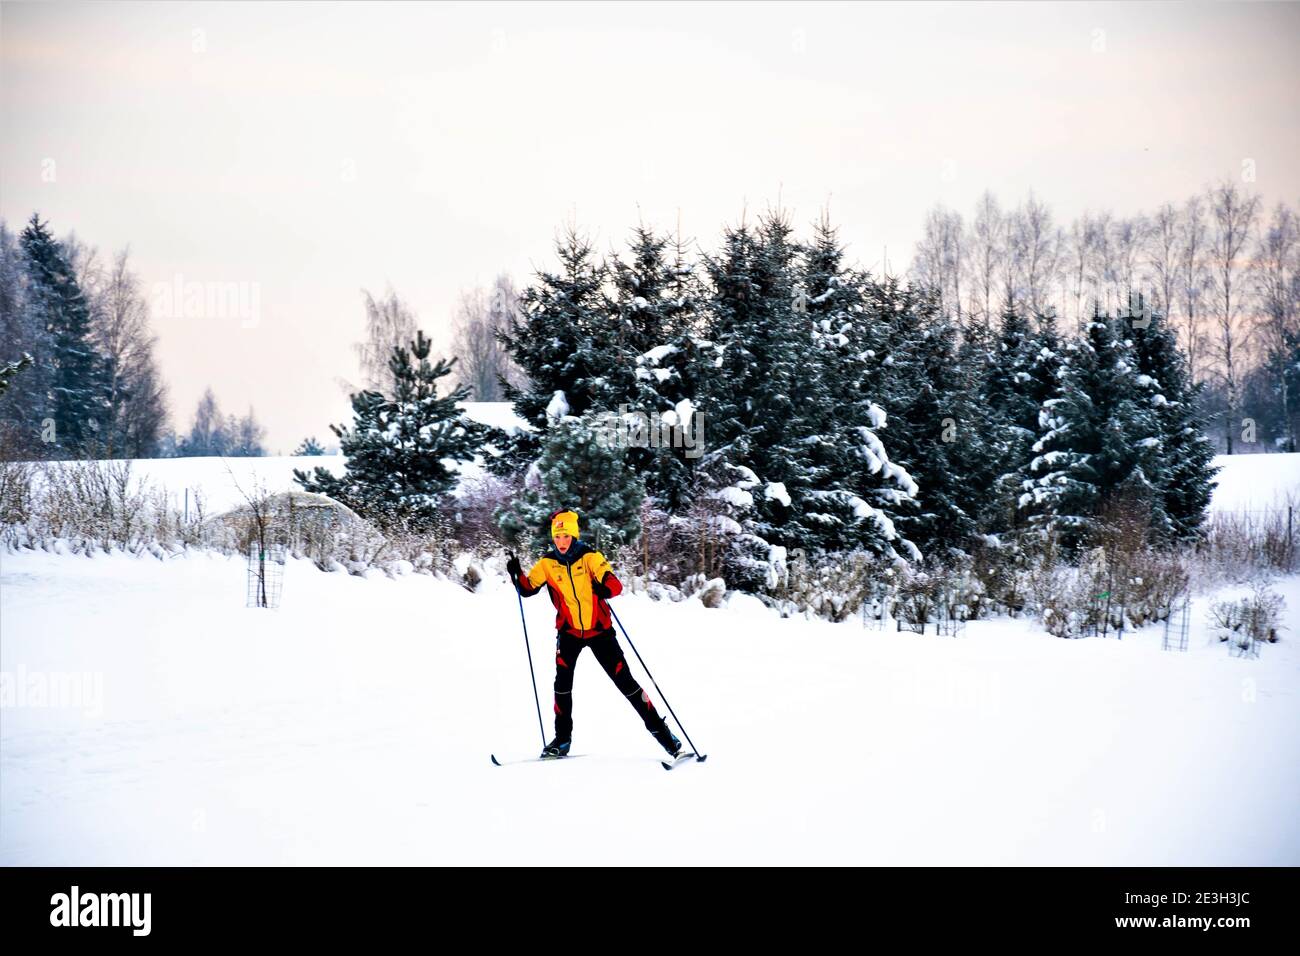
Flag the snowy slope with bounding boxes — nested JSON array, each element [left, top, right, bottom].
[[35, 431, 1286, 521], [1, 441, 1297, 865], [2, 547, 1297, 865], [28, 401, 529, 515], [1209, 453, 1300, 513]]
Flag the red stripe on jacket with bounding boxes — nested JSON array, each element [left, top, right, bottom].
[[515, 570, 623, 637]]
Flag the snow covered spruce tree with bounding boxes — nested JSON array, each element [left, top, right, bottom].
[[495, 409, 645, 555], [694, 214, 810, 588], [613, 226, 709, 514], [978, 307, 1065, 536], [1126, 301, 1219, 540], [692, 211, 919, 589], [794, 217, 919, 559], [0, 224, 52, 455], [294, 331, 494, 533], [952, 319, 1010, 536], [491, 227, 622, 476], [19, 214, 111, 456], [1019, 306, 1166, 551], [854, 276, 983, 561]]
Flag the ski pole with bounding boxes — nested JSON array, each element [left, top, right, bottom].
[[608, 605, 702, 757], [509, 551, 547, 749]]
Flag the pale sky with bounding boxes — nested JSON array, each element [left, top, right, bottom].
[[2, 1, 1298, 451]]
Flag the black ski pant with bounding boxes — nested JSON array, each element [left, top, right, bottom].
[[552, 627, 663, 741]]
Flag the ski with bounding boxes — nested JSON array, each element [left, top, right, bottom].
[[491, 753, 586, 766], [661, 752, 707, 771], [491, 751, 698, 768]]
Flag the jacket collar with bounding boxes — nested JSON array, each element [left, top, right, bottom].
[[546, 537, 590, 567]]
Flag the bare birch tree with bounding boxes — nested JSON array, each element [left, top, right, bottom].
[[1206, 180, 1261, 453]]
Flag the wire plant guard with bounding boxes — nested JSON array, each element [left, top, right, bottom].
[[247, 541, 286, 608], [1161, 592, 1191, 652]]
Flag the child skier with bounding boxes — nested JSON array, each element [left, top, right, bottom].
[[506, 508, 683, 759]]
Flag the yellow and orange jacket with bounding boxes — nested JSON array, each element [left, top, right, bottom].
[[515, 538, 624, 638]]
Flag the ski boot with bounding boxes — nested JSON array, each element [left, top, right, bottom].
[[539, 737, 571, 759], [651, 720, 682, 758]]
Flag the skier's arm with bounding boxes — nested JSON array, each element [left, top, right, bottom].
[[519, 559, 546, 597], [587, 552, 622, 599], [507, 553, 545, 596]]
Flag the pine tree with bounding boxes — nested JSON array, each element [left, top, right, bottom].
[[881, 297, 979, 558], [615, 225, 708, 513], [795, 218, 919, 559], [842, 273, 995, 560], [0, 221, 53, 455], [1020, 307, 1165, 550], [953, 318, 1006, 536], [293, 436, 327, 456], [698, 213, 815, 570], [495, 409, 645, 555], [295, 331, 495, 531], [19, 214, 110, 456], [1127, 301, 1219, 540], [980, 307, 1064, 535], [492, 227, 619, 475], [1282, 328, 1300, 452]]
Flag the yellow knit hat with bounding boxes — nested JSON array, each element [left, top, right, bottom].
[[550, 509, 580, 539]]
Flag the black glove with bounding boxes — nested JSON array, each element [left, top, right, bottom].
[[506, 554, 523, 583], [591, 575, 612, 599]]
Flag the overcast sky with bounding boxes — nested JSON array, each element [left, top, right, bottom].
[[2, 1, 1298, 451]]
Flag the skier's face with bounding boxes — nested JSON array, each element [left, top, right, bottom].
[[554, 532, 572, 553]]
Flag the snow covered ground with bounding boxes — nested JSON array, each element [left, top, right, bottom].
[[26, 401, 529, 515], [1208, 451, 1299, 513], [1, 448, 1298, 865], [30, 428, 1299, 520]]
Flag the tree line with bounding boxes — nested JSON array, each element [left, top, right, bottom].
[[910, 181, 1300, 453]]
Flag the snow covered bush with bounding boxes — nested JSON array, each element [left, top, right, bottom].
[[1199, 498, 1298, 581], [451, 471, 519, 554], [0, 445, 36, 533], [4, 458, 183, 555], [1243, 580, 1286, 643], [1208, 597, 1244, 643], [1038, 586, 1084, 639], [894, 565, 938, 632], [1030, 560, 1101, 639], [624, 474, 771, 600], [770, 548, 888, 622], [1210, 579, 1287, 646], [1111, 549, 1189, 627], [969, 537, 1036, 618], [676, 573, 726, 608], [627, 500, 720, 597]]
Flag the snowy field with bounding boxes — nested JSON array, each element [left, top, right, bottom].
[[24, 401, 529, 515], [1, 452, 1298, 865], [1208, 451, 1300, 513]]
